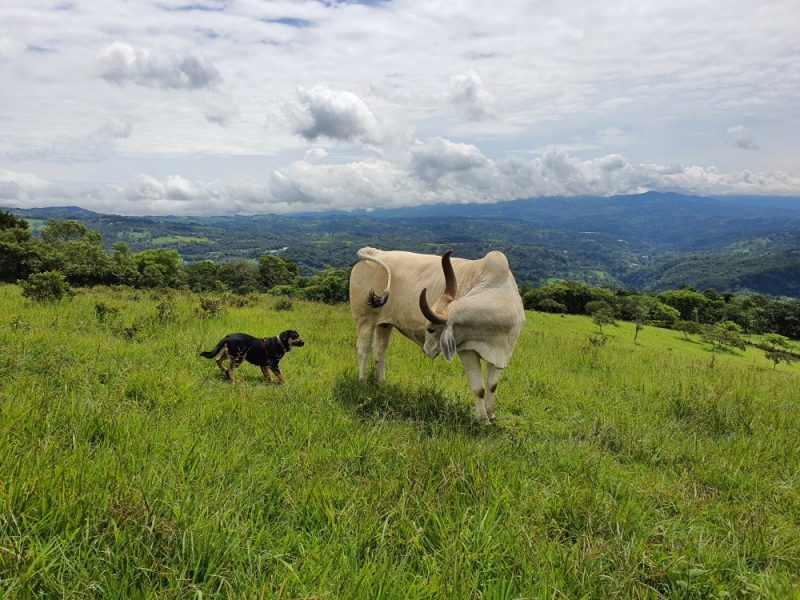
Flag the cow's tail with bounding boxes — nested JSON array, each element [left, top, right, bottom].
[[357, 247, 391, 308], [200, 338, 226, 359]]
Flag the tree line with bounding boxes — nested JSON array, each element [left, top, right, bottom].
[[3, 209, 799, 343], [0, 211, 349, 304], [521, 280, 800, 355]]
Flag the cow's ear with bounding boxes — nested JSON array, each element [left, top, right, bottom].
[[440, 324, 456, 363]]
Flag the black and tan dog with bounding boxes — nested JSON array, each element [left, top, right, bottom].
[[200, 330, 304, 383]]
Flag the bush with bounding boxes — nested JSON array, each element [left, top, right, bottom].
[[221, 292, 259, 308], [197, 296, 223, 318], [19, 271, 70, 302], [274, 297, 293, 311], [155, 299, 177, 323], [94, 301, 120, 324], [268, 284, 299, 297], [302, 267, 350, 304], [523, 281, 616, 314], [112, 315, 147, 341], [534, 298, 568, 314]]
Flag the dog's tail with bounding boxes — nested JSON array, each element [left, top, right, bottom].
[[200, 339, 226, 359]]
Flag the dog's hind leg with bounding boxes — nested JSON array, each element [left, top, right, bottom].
[[215, 346, 230, 374], [260, 365, 273, 382], [226, 350, 247, 382]]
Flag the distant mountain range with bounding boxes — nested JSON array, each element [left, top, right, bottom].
[[8, 192, 800, 297]]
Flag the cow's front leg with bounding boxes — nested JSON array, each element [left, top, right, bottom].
[[459, 350, 490, 425], [484, 363, 502, 421]]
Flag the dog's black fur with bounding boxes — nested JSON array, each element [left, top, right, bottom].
[[200, 330, 304, 383]]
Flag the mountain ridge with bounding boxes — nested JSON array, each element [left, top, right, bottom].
[[7, 192, 800, 296]]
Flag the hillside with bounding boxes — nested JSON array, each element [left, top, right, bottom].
[[1, 285, 798, 597], [8, 192, 800, 295]]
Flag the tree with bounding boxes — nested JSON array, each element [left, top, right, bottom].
[[40, 220, 111, 285], [522, 281, 615, 314], [586, 300, 616, 335], [762, 333, 798, 370], [649, 301, 680, 329], [675, 319, 703, 341], [20, 271, 70, 302], [258, 254, 298, 291], [302, 267, 350, 304], [702, 322, 746, 353], [41, 219, 92, 244], [110, 242, 140, 286], [218, 259, 260, 294], [133, 249, 182, 288], [0, 210, 29, 231], [658, 289, 711, 322], [764, 349, 798, 370], [0, 211, 43, 282], [535, 298, 568, 314], [184, 261, 224, 292]]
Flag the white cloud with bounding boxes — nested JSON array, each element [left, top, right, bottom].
[[304, 147, 328, 161], [0, 37, 24, 59], [1, 0, 799, 211], [5, 116, 135, 163], [409, 137, 490, 182], [448, 71, 496, 120], [97, 42, 221, 90], [286, 86, 382, 145], [727, 125, 759, 150], [4, 145, 800, 216], [203, 101, 239, 126]]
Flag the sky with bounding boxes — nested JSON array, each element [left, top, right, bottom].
[[1, 0, 799, 216]]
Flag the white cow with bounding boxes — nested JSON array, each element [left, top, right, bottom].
[[349, 247, 525, 424]]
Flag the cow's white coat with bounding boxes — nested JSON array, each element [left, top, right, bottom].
[[349, 247, 525, 424]]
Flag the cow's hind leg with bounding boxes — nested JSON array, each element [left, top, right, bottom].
[[484, 363, 502, 421], [459, 350, 490, 425], [356, 322, 374, 381], [373, 323, 393, 383]]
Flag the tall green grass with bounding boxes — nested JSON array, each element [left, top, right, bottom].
[[1, 284, 798, 598]]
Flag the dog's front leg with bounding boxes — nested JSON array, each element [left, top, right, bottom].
[[260, 365, 273, 382]]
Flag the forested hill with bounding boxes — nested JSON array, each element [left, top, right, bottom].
[[8, 192, 800, 296]]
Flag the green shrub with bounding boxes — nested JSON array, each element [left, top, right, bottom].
[[535, 298, 568, 313], [94, 301, 120, 324], [8, 315, 29, 331], [268, 284, 299, 297], [274, 297, 293, 311], [197, 296, 223, 318], [19, 270, 70, 302], [155, 299, 177, 323]]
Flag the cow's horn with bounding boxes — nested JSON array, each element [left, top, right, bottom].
[[419, 288, 447, 325], [442, 250, 457, 299]]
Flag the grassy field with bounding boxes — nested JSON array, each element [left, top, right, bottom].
[[1, 284, 799, 598]]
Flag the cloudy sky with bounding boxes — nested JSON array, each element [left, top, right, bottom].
[[1, 0, 799, 215]]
